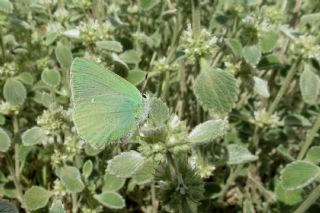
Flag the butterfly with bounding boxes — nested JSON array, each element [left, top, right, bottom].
[[70, 58, 149, 146]]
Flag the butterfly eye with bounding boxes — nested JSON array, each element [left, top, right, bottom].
[[142, 93, 147, 98]]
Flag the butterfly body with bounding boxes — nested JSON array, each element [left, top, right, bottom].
[[71, 58, 148, 146]]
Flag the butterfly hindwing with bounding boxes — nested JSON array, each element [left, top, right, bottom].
[[71, 58, 144, 146]]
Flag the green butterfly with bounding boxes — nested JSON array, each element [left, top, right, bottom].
[[70, 58, 149, 146]]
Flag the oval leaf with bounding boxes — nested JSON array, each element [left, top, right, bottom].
[[82, 160, 93, 179], [21, 127, 47, 146], [103, 172, 125, 192], [140, 0, 160, 11], [127, 70, 147, 86], [253, 76, 270, 98], [259, 31, 278, 53], [280, 160, 320, 190], [132, 161, 155, 185], [107, 151, 144, 178], [149, 98, 170, 126], [275, 183, 303, 206], [305, 146, 320, 164], [94, 192, 125, 209], [15, 72, 34, 86], [242, 45, 261, 66], [225, 38, 242, 57], [41, 69, 61, 88], [120, 50, 141, 64], [188, 119, 227, 144], [59, 166, 84, 193], [0, 0, 13, 13], [23, 186, 52, 211], [226, 144, 258, 165], [299, 65, 320, 104], [193, 68, 237, 116], [49, 200, 65, 213], [96, 40, 123, 53], [3, 78, 27, 105], [55, 44, 73, 70], [0, 128, 11, 152]]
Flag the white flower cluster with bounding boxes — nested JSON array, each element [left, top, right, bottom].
[[180, 24, 218, 61], [78, 19, 114, 45]]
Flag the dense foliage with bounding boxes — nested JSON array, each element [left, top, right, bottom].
[[0, 0, 320, 212]]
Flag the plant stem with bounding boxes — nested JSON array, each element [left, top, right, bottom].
[[294, 184, 320, 213], [191, 0, 201, 38], [5, 155, 25, 209], [267, 58, 301, 117], [218, 165, 242, 202], [297, 113, 320, 160], [151, 183, 158, 213], [161, 12, 183, 100], [166, 152, 186, 194], [0, 29, 5, 62], [72, 193, 78, 213]]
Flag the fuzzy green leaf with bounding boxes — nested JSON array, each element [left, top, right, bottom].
[[94, 192, 125, 209], [96, 40, 123, 53], [15, 72, 34, 86], [120, 50, 141, 64], [55, 44, 73, 70], [259, 31, 278, 53], [140, 0, 160, 11], [45, 32, 59, 46], [225, 38, 242, 57], [103, 172, 125, 192], [82, 160, 93, 179], [280, 160, 320, 190], [188, 119, 227, 144], [41, 69, 61, 88], [0, 128, 11, 152], [21, 127, 47, 146], [149, 98, 170, 126], [275, 183, 303, 206], [23, 186, 52, 211], [301, 13, 320, 25], [49, 200, 65, 213], [127, 70, 147, 86], [299, 64, 320, 104], [111, 53, 129, 77], [107, 151, 145, 178], [253, 76, 270, 98], [193, 68, 237, 116], [0, 0, 13, 13], [59, 166, 84, 193], [242, 45, 261, 66], [132, 161, 155, 185], [226, 144, 258, 165], [3, 78, 27, 105], [0, 199, 18, 213], [305, 146, 320, 164]]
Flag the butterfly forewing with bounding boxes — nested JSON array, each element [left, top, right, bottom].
[[71, 58, 144, 145]]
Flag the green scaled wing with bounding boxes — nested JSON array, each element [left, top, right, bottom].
[[71, 58, 144, 146]]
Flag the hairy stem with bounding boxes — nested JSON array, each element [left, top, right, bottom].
[[267, 58, 301, 117], [294, 184, 320, 213], [191, 0, 201, 38], [72, 193, 78, 213], [0, 29, 5, 62], [218, 165, 242, 202], [166, 152, 186, 194], [151, 183, 158, 213], [297, 114, 320, 160]]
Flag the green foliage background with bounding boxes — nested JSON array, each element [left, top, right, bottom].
[[0, 0, 320, 212]]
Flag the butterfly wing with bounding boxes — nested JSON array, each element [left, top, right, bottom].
[[71, 58, 143, 146]]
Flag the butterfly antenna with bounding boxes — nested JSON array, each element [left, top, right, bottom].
[[141, 72, 149, 95]]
